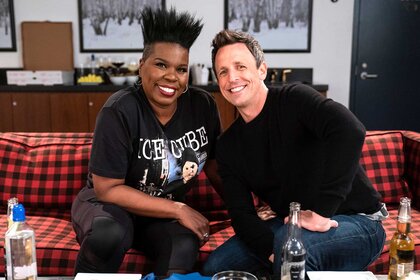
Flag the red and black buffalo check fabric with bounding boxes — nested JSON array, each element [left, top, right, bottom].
[[1, 131, 420, 276], [403, 131, 420, 210], [0, 132, 92, 211], [361, 131, 410, 204], [366, 131, 420, 274]]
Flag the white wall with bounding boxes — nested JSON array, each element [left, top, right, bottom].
[[0, 0, 354, 106]]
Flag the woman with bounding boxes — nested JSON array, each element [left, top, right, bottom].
[[71, 7, 221, 277]]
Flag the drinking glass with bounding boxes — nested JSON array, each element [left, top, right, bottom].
[[212, 271, 257, 280], [112, 56, 125, 75]]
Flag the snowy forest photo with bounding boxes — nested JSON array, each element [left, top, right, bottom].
[[0, 0, 16, 51], [226, 0, 312, 52], [78, 0, 164, 52]]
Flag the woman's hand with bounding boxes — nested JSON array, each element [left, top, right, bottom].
[[284, 210, 338, 232], [174, 202, 210, 243]]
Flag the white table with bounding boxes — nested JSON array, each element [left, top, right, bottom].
[[1, 275, 140, 280]]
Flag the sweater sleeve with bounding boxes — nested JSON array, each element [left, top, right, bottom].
[[216, 134, 274, 262], [286, 84, 366, 217]]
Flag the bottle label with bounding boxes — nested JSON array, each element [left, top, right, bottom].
[[397, 262, 414, 278], [282, 261, 305, 280], [12, 262, 37, 279]]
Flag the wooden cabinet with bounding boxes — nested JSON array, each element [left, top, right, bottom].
[[0, 93, 13, 132], [50, 93, 90, 132], [50, 92, 112, 132], [1, 92, 53, 132], [87, 93, 112, 131], [212, 92, 237, 131], [0, 91, 112, 133], [11, 93, 51, 132]]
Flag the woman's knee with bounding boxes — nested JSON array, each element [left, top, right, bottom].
[[86, 216, 132, 259]]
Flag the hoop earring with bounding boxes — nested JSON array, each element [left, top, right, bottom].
[[182, 85, 189, 94]]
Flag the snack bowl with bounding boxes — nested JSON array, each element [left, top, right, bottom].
[[126, 75, 138, 85], [110, 76, 127, 85]]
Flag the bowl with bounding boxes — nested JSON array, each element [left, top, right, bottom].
[[126, 75, 138, 85], [110, 76, 127, 85]]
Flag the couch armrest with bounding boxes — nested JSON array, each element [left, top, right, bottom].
[[403, 131, 420, 209]]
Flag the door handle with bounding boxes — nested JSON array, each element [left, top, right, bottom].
[[360, 72, 379, 80]]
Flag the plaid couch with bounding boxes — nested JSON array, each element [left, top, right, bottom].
[[0, 130, 419, 276]]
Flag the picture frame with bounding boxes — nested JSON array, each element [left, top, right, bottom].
[[224, 0, 312, 53], [0, 0, 17, 51], [78, 0, 166, 53]]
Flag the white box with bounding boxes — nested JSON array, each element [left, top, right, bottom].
[[6, 70, 74, 85]]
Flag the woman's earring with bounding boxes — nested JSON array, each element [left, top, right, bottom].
[[182, 85, 189, 94]]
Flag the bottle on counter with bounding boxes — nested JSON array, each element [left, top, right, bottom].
[[388, 197, 415, 280], [90, 54, 98, 75], [5, 203, 38, 280], [281, 202, 306, 280]]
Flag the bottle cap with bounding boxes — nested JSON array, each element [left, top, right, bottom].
[[12, 203, 26, 222]]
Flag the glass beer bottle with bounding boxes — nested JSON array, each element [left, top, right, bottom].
[[281, 202, 306, 280], [388, 197, 415, 280]]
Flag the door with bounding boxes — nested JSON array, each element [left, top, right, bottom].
[[88, 92, 112, 131], [350, 0, 420, 131], [0, 93, 13, 132], [50, 93, 89, 132], [12, 93, 51, 132]]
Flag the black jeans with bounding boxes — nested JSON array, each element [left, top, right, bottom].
[[71, 187, 199, 277]]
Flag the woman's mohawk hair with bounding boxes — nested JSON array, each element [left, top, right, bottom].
[[141, 7, 203, 50]]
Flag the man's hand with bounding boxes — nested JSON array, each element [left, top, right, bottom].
[[284, 210, 338, 232], [257, 205, 277, 221]]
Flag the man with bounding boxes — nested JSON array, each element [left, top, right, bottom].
[[203, 30, 386, 278]]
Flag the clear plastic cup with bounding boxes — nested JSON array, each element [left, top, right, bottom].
[[212, 270, 257, 280]]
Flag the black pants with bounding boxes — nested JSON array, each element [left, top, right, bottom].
[[71, 187, 199, 277]]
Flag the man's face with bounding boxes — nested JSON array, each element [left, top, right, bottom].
[[182, 161, 198, 182], [214, 43, 267, 109]]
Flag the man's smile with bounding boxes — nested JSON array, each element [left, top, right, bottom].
[[230, 85, 246, 93]]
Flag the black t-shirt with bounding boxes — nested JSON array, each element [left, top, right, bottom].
[[87, 84, 221, 200]]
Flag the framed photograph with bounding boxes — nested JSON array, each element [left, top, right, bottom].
[[0, 0, 17, 51], [78, 0, 166, 52], [224, 0, 312, 53]]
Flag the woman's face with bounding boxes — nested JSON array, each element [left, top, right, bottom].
[[139, 42, 189, 111]]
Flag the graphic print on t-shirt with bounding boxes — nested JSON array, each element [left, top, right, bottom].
[[136, 126, 208, 199]]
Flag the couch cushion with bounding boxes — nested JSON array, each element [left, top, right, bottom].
[[0, 132, 92, 210], [360, 131, 410, 204]]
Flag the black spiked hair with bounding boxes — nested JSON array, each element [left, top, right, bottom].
[[140, 7, 203, 58]]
